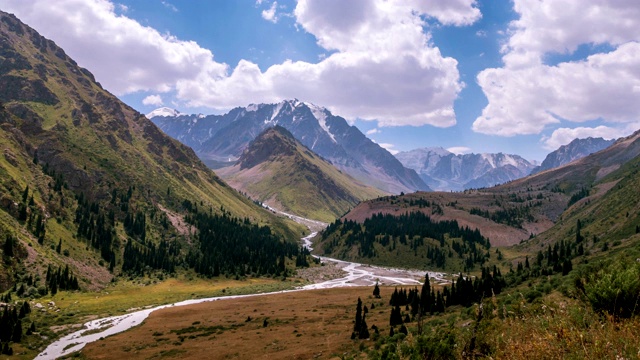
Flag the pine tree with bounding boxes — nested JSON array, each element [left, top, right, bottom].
[[11, 320, 21, 342], [354, 298, 362, 332], [359, 314, 370, 339], [373, 281, 380, 298], [3, 235, 14, 257], [420, 274, 431, 315], [399, 324, 408, 335], [26, 322, 35, 335]]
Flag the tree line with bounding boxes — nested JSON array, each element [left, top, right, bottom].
[[321, 211, 490, 271]]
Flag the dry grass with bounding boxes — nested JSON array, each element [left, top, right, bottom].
[[79, 287, 393, 360], [484, 295, 640, 360]]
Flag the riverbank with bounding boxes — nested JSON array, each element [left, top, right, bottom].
[[36, 210, 451, 359]]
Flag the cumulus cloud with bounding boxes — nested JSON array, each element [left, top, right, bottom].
[[542, 126, 626, 150], [474, 0, 640, 140], [378, 143, 399, 155], [3, 0, 480, 127], [3, 0, 226, 96], [366, 128, 380, 135], [261, 1, 278, 23], [446, 146, 472, 155], [410, 0, 481, 26], [142, 94, 163, 106]]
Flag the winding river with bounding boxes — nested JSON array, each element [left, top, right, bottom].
[[36, 211, 448, 359]]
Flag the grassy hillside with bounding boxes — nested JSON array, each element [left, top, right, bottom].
[[217, 126, 387, 222], [0, 10, 308, 295]]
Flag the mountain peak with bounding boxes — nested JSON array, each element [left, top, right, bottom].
[[532, 137, 616, 174], [146, 107, 180, 119], [151, 100, 429, 193]]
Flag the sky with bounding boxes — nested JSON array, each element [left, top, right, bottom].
[[3, 0, 640, 162]]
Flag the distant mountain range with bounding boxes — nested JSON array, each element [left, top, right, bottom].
[[531, 137, 615, 174], [395, 148, 537, 191], [217, 126, 386, 222], [148, 100, 429, 194]]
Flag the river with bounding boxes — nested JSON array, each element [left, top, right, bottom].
[[36, 211, 448, 359]]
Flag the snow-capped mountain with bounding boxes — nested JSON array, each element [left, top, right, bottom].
[[149, 100, 429, 194], [146, 107, 181, 118], [531, 137, 616, 175], [395, 147, 536, 191]]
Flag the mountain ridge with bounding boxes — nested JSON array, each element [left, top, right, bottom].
[[531, 137, 615, 175], [149, 101, 430, 194], [395, 147, 536, 191]]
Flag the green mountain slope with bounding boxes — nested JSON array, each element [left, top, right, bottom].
[[0, 11, 305, 291], [314, 129, 640, 270], [217, 126, 387, 222]]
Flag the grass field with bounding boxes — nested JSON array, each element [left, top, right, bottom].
[[14, 276, 304, 360], [76, 287, 391, 360]]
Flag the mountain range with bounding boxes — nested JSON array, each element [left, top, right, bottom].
[[148, 101, 429, 194], [395, 148, 537, 191], [3, 8, 640, 358], [317, 128, 640, 266]]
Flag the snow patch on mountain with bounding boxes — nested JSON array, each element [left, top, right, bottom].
[[481, 153, 495, 168], [146, 107, 180, 119], [396, 148, 536, 191], [308, 103, 336, 143], [269, 101, 285, 123]]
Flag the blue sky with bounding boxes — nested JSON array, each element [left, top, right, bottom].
[[5, 0, 640, 162]]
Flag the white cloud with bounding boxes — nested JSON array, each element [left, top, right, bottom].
[[261, 1, 278, 23], [378, 143, 399, 155], [142, 94, 163, 106], [4, 0, 480, 127], [474, 0, 640, 139], [366, 128, 380, 135], [3, 0, 226, 96], [446, 146, 472, 155], [161, 1, 178, 12], [410, 0, 481, 26], [542, 126, 625, 150], [505, 0, 640, 68]]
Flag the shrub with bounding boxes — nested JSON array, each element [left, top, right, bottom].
[[578, 261, 640, 318]]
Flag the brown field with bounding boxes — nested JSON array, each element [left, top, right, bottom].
[[79, 287, 397, 359]]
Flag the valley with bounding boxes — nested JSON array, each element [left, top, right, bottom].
[[1, 3, 640, 360]]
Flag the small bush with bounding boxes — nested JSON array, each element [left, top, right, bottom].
[[578, 261, 640, 318]]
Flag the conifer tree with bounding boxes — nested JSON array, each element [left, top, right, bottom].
[[354, 298, 362, 332], [22, 185, 29, 203], [11, 320, 21, 342], [359, 314, 370, 339], [420, 274, 431, 315], [373, 281, 381, 298]]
